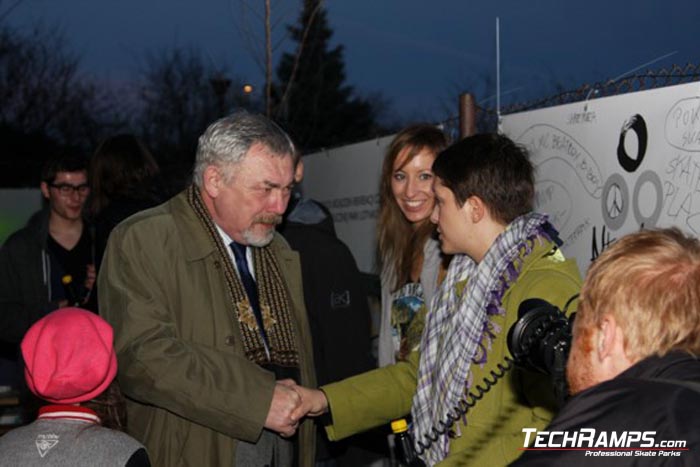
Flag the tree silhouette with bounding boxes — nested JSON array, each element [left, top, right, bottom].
[[0, 24, 124, 187], [272, 0, 379, 151], [137, 46, 256, 191]]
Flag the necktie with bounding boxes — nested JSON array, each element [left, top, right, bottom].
[[230, 241, 270, 356]]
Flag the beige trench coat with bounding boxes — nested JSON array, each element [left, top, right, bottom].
[[99, 190, 316, 467]]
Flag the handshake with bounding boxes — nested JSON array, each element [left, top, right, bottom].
[[264, 379, 329, 437]]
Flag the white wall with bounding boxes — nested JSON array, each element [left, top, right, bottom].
[[300, 136, 394, 273], [502, 81, 700, 275]]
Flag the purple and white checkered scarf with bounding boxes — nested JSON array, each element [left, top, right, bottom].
[[411, 212, 554, 465]]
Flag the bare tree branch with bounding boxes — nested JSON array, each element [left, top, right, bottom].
[[275, 0, 324, 118], [230, 0, 296, 100], [231, 0, 266, 74], [0, 0, 23, 23], [264, 0, 272, 116]]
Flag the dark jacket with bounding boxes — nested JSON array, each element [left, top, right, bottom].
[[0, 209, 59, 343], [512, 351, 700, 466], [279, 198, 374, 462], [93, 191, 164, 270], [279, 198, 374, 385]]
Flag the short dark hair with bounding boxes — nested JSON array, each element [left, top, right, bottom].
[[41, 152, 88, 184], [432, 133, 534, 224]]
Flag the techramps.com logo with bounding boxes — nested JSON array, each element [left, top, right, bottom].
[[520, 428, 688, 458]]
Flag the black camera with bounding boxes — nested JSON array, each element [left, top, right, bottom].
[[507, 298, 576, 406]]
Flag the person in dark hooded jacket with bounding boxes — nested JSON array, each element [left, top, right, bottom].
[[512, 228, 700, 467], [0, 154, 95, 345], [279, 194, 374, 463]]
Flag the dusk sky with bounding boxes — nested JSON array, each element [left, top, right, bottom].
[[5, 0, 699, 124]]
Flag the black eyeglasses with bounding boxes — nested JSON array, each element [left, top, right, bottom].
[[49, 183, 90, 196]]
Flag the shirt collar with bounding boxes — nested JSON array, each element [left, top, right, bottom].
[[215, 224, 254, 278]]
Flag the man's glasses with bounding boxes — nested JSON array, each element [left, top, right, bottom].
[[49, 183, 90, 196]]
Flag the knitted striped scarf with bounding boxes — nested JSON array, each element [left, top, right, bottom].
[[187, 185, 300, 367]]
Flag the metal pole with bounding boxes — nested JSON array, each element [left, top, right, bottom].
[[459, 92, 476, 139]]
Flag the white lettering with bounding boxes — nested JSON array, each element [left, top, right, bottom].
[[640, 431, 656, 447], [578, 428, 596, 447], [548, 431, 563, 448], [594, 431, 608, 447], [534, 432, 549, 448], [562, 430, 578, 447], [626, 431, 641, 446], [522, 428, 537, 447], [609, 431, 627, 447]]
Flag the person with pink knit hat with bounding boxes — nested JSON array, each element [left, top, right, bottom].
[[0, 307, 150, 466]]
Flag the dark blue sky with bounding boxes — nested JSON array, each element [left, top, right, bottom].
[[6, 0, 699, 123]]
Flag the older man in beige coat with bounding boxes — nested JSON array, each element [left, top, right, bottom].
[[99, 112, 316, 467]]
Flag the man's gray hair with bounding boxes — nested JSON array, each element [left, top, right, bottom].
[[193, 111, 297, 187]]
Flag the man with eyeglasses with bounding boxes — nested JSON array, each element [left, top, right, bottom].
[[0, 153, 96, 345]]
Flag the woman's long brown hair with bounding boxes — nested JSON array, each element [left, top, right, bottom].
[[377, 125, 448, 291], [83, 380, 128, 431]]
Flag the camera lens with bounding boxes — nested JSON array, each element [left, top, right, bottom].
[[507, 298, 572, 375]]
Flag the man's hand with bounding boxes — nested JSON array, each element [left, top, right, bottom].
[[281, 381, 328, 421], [265, 380, 303, 437]]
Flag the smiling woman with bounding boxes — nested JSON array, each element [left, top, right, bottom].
[[391, 150, 436, 224], [377, 124, 450, 366]]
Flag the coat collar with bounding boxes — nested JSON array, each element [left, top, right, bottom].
[[38, 405, 100, 424], [618, 351, 700, 381], [169, 190, 215, 262]]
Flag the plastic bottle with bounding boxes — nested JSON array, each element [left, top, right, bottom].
[[391, 419, 426, 467]]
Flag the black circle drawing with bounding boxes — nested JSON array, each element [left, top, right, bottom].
[[632, 170, 663, 228], [602, 173, 629, 231], [617, 114, 648, 173]]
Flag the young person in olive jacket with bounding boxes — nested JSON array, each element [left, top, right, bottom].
[[290, 134, 582, 466]]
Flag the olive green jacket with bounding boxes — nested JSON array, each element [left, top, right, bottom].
[[98, 190, 316, 467], [322, 241, 581, 466]]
